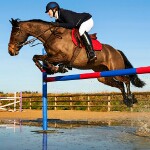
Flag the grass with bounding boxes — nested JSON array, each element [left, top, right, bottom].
[[0, 92, 150, 112]]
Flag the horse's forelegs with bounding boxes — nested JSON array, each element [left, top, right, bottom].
[[33, 55, 47, 72], [32, 55, 67, 74], [33, 55, 59, 74]]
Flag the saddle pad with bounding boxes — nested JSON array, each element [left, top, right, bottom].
[[72, 29, 102, 51], [91, 39, 102, 51]]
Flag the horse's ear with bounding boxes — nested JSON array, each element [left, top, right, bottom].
[[9, 18, 14, 25], [9, 18, 20, 27], [9, 18, 17, 26]]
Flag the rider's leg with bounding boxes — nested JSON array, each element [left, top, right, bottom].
[[79, 18, 97, 62], [81, 31, 97, 62]]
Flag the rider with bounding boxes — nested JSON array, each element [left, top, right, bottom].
[[45, 2, 97, 62]]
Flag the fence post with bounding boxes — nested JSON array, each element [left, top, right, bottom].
[[54, 96, 57, 110], [70, 96, 73, 110], [130, 107, 133, 112], [87, 96, 90, 111], [108, 96, 111, 112], [30, 99, 31, 109]]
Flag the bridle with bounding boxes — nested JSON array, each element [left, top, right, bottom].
[[9, 22, 62, 49], [17, 27, 50, 47]]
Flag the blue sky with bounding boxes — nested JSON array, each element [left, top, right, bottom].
[[0, 0, 150, 93]]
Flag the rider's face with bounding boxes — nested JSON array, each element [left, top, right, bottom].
[[48, 9, 53, 18]]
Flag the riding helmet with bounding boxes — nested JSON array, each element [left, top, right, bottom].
[[45, 2, 60, 13]]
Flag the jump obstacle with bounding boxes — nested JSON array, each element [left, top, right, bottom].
[[46, 66, 150, 82], [0, 92, 22, 112], [42, 48, 150, 131]]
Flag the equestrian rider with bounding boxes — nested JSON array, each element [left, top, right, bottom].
[[45, 2, 97, 62]]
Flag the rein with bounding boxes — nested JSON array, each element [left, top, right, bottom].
[[17, 23, 62, 47], [18, 29, 49, 47]]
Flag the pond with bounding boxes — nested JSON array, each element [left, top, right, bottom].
[[0, 119, 150, 150]]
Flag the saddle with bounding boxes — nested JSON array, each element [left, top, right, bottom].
[[72, 28, 102, 51]]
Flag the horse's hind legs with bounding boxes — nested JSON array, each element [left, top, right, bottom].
[[97, 77, 134, 107], [116, 76, 137, 107], [125, 82, 137, 105], [97, 77, 126, 97]]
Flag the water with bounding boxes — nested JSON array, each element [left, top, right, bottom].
[[0, 120, 150, 150]]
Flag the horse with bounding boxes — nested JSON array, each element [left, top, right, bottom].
[[8, 18, 146, 107]]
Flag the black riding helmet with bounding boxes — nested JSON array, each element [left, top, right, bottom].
[[45, 2, 60, 13]]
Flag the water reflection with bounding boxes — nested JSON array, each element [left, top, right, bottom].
[[0, 119, 150, 150], [42, 133, 47, 150], [0, 119, 22, 133]]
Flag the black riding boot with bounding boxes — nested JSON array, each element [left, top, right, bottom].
[[81, 31, 97, 62]]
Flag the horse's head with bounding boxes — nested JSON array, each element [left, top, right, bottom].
[[8, 18, 29, 56]]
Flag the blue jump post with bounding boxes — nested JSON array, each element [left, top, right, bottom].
[[42, 48, 47, 131]]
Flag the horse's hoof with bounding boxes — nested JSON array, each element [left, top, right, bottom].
[[62, 69, 68, 73], [43, 67, 54, 75], [58, 65, 68, 73], [46, 71, 55, 75], [123, 99, 133, 107], [66, 65, 72, 70], [131, 94, 138, 104]]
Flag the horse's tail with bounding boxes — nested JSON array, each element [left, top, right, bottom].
[[118, 50, 146, 88]]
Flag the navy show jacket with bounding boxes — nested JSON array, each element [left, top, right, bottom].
[[56, 8, 92, 29]]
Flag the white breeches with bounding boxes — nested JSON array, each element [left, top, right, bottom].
[[79, 18, 94, 36]]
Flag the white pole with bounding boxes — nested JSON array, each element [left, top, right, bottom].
[[14, 92, 16, 112], [20, 92, 22, 112]]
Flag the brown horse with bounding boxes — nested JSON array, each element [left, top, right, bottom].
[[8, 18, 145, 107]]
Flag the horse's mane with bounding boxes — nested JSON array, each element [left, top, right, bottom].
[[23, 19, 50, 24], [10, 18, 50, 27]]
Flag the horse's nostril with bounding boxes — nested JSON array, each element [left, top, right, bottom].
[[8, 49, 18, 56], [8, 51, 14, 56], [8, 44, 19, 56]]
